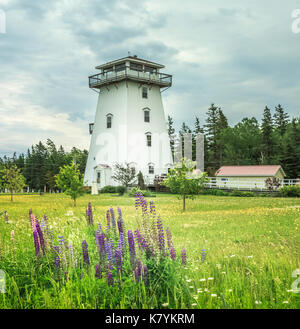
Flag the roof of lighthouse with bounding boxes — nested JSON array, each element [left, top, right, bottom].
[[95, 55, 165, 70]]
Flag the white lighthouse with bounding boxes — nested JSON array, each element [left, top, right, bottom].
[[84, 56, 173, 191]]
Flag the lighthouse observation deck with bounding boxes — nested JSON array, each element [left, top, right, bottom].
[[89, 56, 172, 89]]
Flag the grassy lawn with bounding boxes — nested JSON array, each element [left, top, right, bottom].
[[0, 193, 299, 309]]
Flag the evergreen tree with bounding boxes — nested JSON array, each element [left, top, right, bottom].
[[261, 106, 274, 164], [274, 104, 289, 136]]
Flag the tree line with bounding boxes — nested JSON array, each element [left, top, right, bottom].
[[167, 104, 300, 178], [0, 139, 88, 192]]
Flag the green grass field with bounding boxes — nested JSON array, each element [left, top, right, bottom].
[[0, 193, 299, 309]]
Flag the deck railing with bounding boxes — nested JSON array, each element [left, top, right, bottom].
[[89, 66, 172, 88]]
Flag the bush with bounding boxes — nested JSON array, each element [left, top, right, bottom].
[[215, 190, 230, 196], [100, 185, 117, 193], [128, 187, 155, 197], [229, 190, 255, 197], [202, 189, 229, 196], [116, 185, 126, 196], [279, 186, 300, 197]]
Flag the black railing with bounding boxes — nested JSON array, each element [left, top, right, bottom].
[[89, 66, 172, 88]]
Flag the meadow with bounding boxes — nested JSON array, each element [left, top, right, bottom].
[[0, 192, 299, 309]]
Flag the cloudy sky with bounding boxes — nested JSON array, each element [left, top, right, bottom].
[[0, 0, 300, 157]]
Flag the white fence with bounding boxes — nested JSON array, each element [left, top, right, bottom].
[[205, 177, 300, 191]]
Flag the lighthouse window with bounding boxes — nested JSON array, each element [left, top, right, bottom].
[[130, 62, 143, 72], [106, 115, 112, 128], [144, 110, 150, 123], [89, 123, 94, 135], [146, 133, 152, 147], [115, 62, 126, 72], [144, 66, 157, 74], [142, 87, 148, 99], [103, 66, 113, 74], [148, 164, 154, 174]]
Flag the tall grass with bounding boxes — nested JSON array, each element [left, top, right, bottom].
[[0, 193, 299, 309]]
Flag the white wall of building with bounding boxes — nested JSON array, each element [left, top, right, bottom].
[[84, 79, 173, 188]]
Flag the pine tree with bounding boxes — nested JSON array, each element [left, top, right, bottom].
[[261, 106, 274, 164], [204, 104, 219, 170], [274, 104, 289, 136]]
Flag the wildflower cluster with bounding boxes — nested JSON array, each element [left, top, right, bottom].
[[30, 195, 187, 289]]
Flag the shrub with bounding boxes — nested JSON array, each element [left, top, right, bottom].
[[215, 190, 230, 196], [128, 187, 154, 197], [279, 185, 300, 197], [100, 185, 117, 193], [229, 190, 255, 197], [137, 171, 146, 190], [116, 186, 126, 196]]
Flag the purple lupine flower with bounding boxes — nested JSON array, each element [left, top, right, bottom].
[[134, 260, 142, 282], [58, 235, 67, 267], [117, 220, 123, 235], [64, 271, 70, 281], [33, 229, 40, 257], [128, 230, 136, 269], [134, 194, 140, 210], [106, 210, 111, 234], [86, 202, 93, 226], [201, 249, 206, 263], [134, 229, 143, 250], [149, 201, 156, 216], [97, 232, 106, 261], [95, 264, 102, 279], [119, 232, 125, 252], [53, 245, 60, 269], [134, 193, 148, 213], [110, 207, 117, 235], [137, 259, 142, 277], [107, 270, 114, 286], [134, 267, 140, 282], [181, 247, 187, 265], [170, 247, 176, 260], [115, 247, 123, 278], [29, 209, 32, 222], [142, 265, 149, 285], [41, 215, 49, 235], [82, 240, 90, 266], [105, 238, 113, 269], [128, 230, 136, 257], [35, 219, 45, 254], [157, 216, 165, 252]]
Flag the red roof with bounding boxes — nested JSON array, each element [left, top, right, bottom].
[[215, 165, 285, 177]]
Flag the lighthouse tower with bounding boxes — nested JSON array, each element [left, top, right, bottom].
[[84, 56, 173, 191]]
